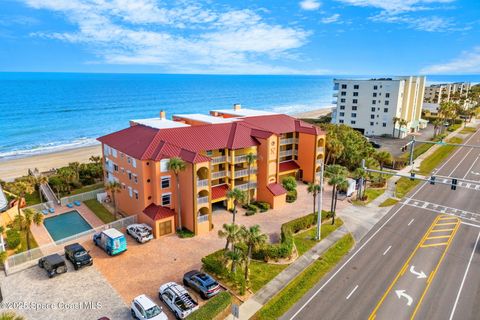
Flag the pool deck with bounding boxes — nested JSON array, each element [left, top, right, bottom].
[[30, 203, 105, 246]]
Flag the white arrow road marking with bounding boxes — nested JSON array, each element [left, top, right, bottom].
[[396, 290, 413, 306], [408, 219, 415, 226], [346, 285, 359, 300], [471, 171, 480, 176], [383, 245, 392, 256], [409, 266, 427, 279]]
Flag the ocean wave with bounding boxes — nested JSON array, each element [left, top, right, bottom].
[[0, 138, 100, 161]]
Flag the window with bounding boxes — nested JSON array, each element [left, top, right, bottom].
[[160, 159, 169, 172], [161, 176, 170, 189], [206, 150, 213, 156], [339, 112, 345, 117], [134, 190, 139, 200], [340, 98, 346, 103], [121, 167, 125, 174], [353, 99, 358, 104], [354, 84, 359, 89], [114, 164, 118, 172], [340, 91, 346, 96], [341, 84, 347, 89], [353, 92, 359, 96], [352, 106, 357, 111], [128, 171, 132, 180], [373, 92, 377, 97], [162, 193, 171, 206], [351, 113, 357, 118], [373, 85, 378, 90], [372, 100, 376, 104], [384, 108, 389, 113], [128, 187, 133, 198], [385, 100, 389, 106], [339, 120, 344, 124], [371, 115, 375, 119], [127, 157, 131, 164], [339, 105, 345, 110], [383, 123, 387, 127], [386, 93, 390, 98], [371, 107, 376, 112], [134, 175, 138, 183], [103, 144, 111, 156], [111, 148, 117, 158], [351, 120, 356, 125], [132, 159, 137, 168], [120, 153, 124, 158], [370, 122, 374, 126], [122, 183, 126, 190]]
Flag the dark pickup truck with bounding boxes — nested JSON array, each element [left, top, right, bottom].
[[38, 254, 67, 278], [64, 243, 93, 270]]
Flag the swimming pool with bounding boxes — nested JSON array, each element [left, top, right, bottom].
[[44, 210, 93, 242]]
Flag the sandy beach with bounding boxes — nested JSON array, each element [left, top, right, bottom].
[[0, 108, 331, 182], [0, 145, 102, 182]]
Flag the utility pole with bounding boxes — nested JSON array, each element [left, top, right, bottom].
[[359, 159, 365, 200], [409, 136, 416, 170], [316, 162, 324, 241]]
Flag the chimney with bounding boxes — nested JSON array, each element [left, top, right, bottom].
[[233, 104, 241, 111], [160, 110, 166, 120]]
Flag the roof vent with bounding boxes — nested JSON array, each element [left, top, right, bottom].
[[160, 110, 166, 120], [233, 104, 242, 111]]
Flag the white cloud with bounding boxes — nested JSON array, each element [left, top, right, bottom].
[[370, 12, 453, 32], [336, 0, 455, 14], [321, 14, 340, 24], [21, 0, 311, 74], [421, 47, 480, 74], [299, 0, 322, 11]]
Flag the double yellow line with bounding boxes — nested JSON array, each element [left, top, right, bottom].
[[368, 215, 460, 320]]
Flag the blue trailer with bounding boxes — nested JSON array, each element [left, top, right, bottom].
[[93, 228, 127, 256]]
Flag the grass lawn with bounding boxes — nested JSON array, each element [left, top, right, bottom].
[[293, 218, 343, 256], [459, 127, 477, 134], [395, 177, 420, 199], [399, 142, 433, 161], [69, 182, 104, 196], [352, 188, 385, 206], [253, 234, 354, 320], [379, 198, 399, 207], [24, 191, 41, 206], [418, 137, 462, 175], [249, 261, 288, 292], [84, 199, 116, 223]]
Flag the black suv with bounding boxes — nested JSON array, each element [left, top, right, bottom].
[[64, 243, 93, 270], [38, 254, 67, 278], [183, 270, 220, 299]]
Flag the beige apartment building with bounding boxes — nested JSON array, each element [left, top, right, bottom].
[[424, 82, 471, 104], [331, 76, 426, 138]]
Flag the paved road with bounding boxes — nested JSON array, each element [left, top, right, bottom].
[[282, 127, 480, 320]]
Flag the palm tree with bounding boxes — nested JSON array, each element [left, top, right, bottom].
[[36, 175, 49, 203], [0, 312, 25, 320], [374, 151, 392, 170], [89, 155, 102, 165], [218, 223, 242, 250], [14, 208, 43, 251], [8, 181, 34, 217], [56, 167, 76, 193], [432, 118, 442, 137], [392, 117, 400, 138], [241, 225, 267, 282], [398, 119, 408, 138], [105, 181, 121, 219], [168, 157, 186, 231], [227, 188, 245, 226], [325, 164, 348, 224], [307, 183, 321, 216], [68, 162, 81, 182], [325, 139, 344, 164], [245, 152, 257, 205], [225, 248, 243, 273]]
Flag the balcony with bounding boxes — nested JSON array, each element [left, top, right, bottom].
[[333, 92, 338, 97], [233, 168, 257, 178], [279, 149, 297, 157], [317, 146, 325, 153], [332, 99, 338, 104], [280, 138, 298, 146], [211, 155, 227, 164], [316, 159, 323, 165], [197, 196, 209, 204], [197, 179, 208, 188], [234, 154, 248, 163], [236, 182, 257, 191], [197, 215, 209, 223], [333, 83, 339, 90], [211, 170, 227, 179]]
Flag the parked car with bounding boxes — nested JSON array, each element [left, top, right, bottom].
[[126, 223, 154, 243], [183, 270, 221, 299], [38, 253, 67, 278], [93, 228, 127, 256], [370, 140, 382, 148], [158, 282, 199, 319], [131, 294, 168, 320], [64, 243, 93, 270]]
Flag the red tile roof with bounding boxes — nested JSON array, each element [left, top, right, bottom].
[[279, 160, 300, 172], [241, 114, 324, 135], [212, 184, 229, 200], [143, 203, 176, 221], [267, 183, 287, 196]]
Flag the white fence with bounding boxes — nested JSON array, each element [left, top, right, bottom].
[[5, 215, 137, 275], [60, 188, 105, 206]]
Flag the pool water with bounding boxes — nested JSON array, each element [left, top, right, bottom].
[[44, 210, 93, 242]]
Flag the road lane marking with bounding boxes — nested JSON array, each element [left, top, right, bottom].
[[408, 219, 415, 226], [463, 156, 479, 179], [449, 231, 480, 320], [420, 242, 448, 248], [426, 235, 450, 240], [431, 228, 454, 232], [448, 148, 473, 177], [346, 285, 359, 300], [409, 266, 427, 279], [383, 246, 392, 256], [411, 220, 460, 319], [436, 222, 457, 226], [395, 290, 413, 306]]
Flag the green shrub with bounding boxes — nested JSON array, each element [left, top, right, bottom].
[[252, 201, 270, 212], [243, 203, 259, 213], [202, 250, 228, 276], [282, 176, 297, 192], [286, 190, 297, 203], [6, 229, 21, 249], [187, 291, 232, 320], [246, 210, 256, 216], [177, 228, 195, 238]]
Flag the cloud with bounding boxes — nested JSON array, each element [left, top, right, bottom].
[[421, 47, 480, 74], [321, 14, 340, 24], [370, 12, 453, 32], [336, 0, 455, 14], [299, 0, 322, 11], [21, 0, 311, 74]]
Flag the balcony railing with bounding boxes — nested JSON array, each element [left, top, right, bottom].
[[197, 179, 208, 188], [317, 146, 325, 153], [332, 99, 338, 104], [235, 182, 257, 191], [197, 215, 209, 223], [316, 159, 323, 165], [333, 92, 338, 97], [279, 149, 297, 157], [211, 155, 227, 164], [197, 196, 209, 204], [280, 138, 298, 146], [233, 168, 257, 178], [211, 170, 227, 179]]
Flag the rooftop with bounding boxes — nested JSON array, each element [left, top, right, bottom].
[[173, 113, 239, 124], [143, 203, 175, 221], [210, 108, 277, 117], [130, 118, 190, 130]]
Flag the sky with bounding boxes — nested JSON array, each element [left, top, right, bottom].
[[0, 0, 479, 75]]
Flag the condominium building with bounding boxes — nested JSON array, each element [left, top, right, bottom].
[[331, 76, 426, 138], [98, 106, 326, 238], [424, 82, 471, 104]]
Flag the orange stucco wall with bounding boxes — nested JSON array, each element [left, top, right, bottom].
[[297, 133, 316, 183], [138, 211, 174, 239]]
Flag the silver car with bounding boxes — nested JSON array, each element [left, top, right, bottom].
[[126, 223, 154, 243]]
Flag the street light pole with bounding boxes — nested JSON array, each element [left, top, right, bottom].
[[316, 161, 324, 241]]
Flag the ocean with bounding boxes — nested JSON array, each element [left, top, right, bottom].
[[0, 73, 479, 160]]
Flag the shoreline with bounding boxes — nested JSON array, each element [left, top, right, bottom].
[[0, 108, 331, 182]]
